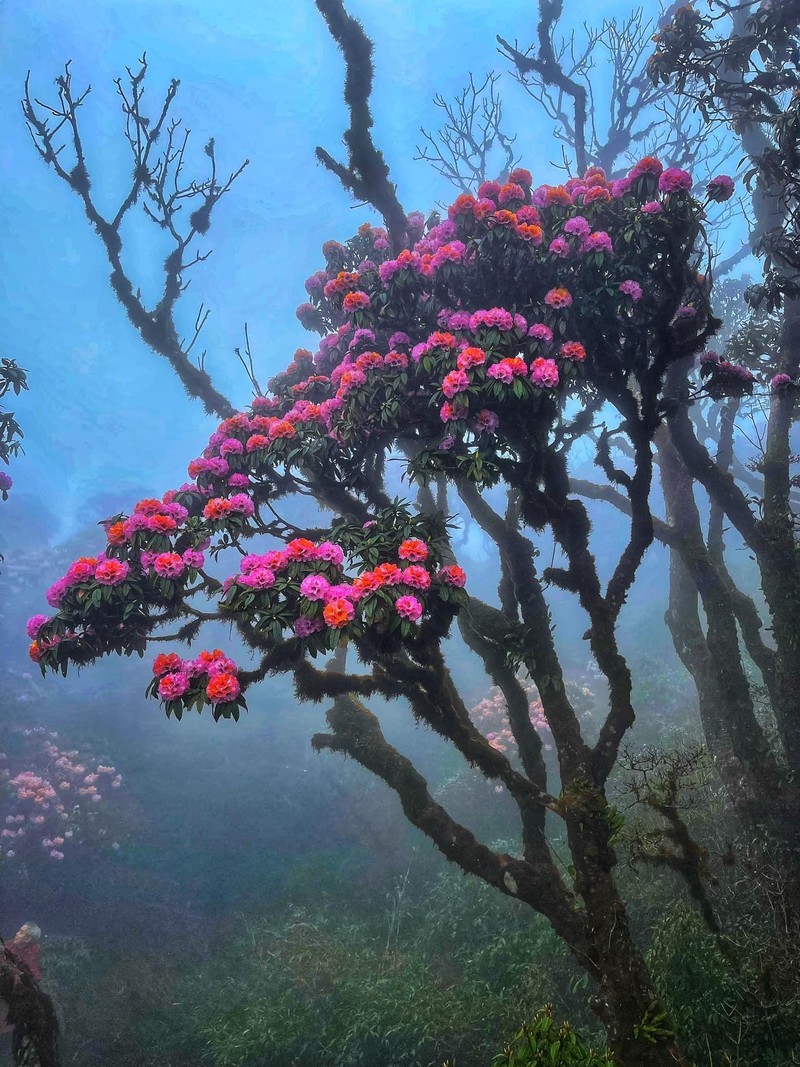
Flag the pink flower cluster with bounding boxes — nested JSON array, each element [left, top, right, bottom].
[[151, 649, 241, 708], [45, 555, 131, 608], [220, 534, 467, 639]]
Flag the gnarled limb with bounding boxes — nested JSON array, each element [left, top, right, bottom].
[[311, 693, 584, 944], [315, 0, 408, 253], [23, 58, 244, 418]]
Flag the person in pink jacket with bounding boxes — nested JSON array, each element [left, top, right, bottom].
[[0, 920, 59, 1064]]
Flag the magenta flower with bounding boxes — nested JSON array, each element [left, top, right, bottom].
[[183, 549, 205, 569], [548, 238, 570, 258], [294, 617, 325, 637], [528, 323, 554, 344], [584, 231, 614, 254], [316, 541, 345, 565], [401, 566, 431, 590], [641, 201, 663, 215], [469, 308, 514, 332], [477, 180, 502, 201], [240, 566, 276, 590], [658, 168, 693, 193], [228, 493, 255, 518], [395, 595, 423, 622], [158, 671, 191, 701], [771, 373, 794, 392], [206, 656, 239, 677], [46, 578, 69, 608], [530, 358, 560, 388], [153, 553, 186, 579], [446, 311, 472, 331], [619, 280, 643, 302], [300, 573, 331, 601], [442, 369, 470, 398], [563, 216, 591, 237], [707, 175, 734, 202], [66, 558, 96, 584], [95, 559, 130, 586], [26, 615, 49, 639], [219, 438, 244, 456]]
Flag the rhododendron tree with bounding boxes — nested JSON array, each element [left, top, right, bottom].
[[25, 130, 722, 1063], [28, 1, 784, 1061]]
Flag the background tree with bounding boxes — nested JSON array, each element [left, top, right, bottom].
[[417, 0, 800, 890], [22, 56, 247, 419]]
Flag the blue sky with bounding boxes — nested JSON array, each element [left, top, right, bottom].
[[0, 0, 705, 541]]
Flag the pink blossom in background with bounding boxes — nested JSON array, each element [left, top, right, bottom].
[[206, 656, 239, 677], [438, 565, 467, 588], [559, 342, 586, 362], [469, 308, 514, 332], [498, 182, 525, 204], [446, 311, 472, 331], [584, 231, 614, 254], [384, 350, 409, 370], [240, 566, 276, 590]]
